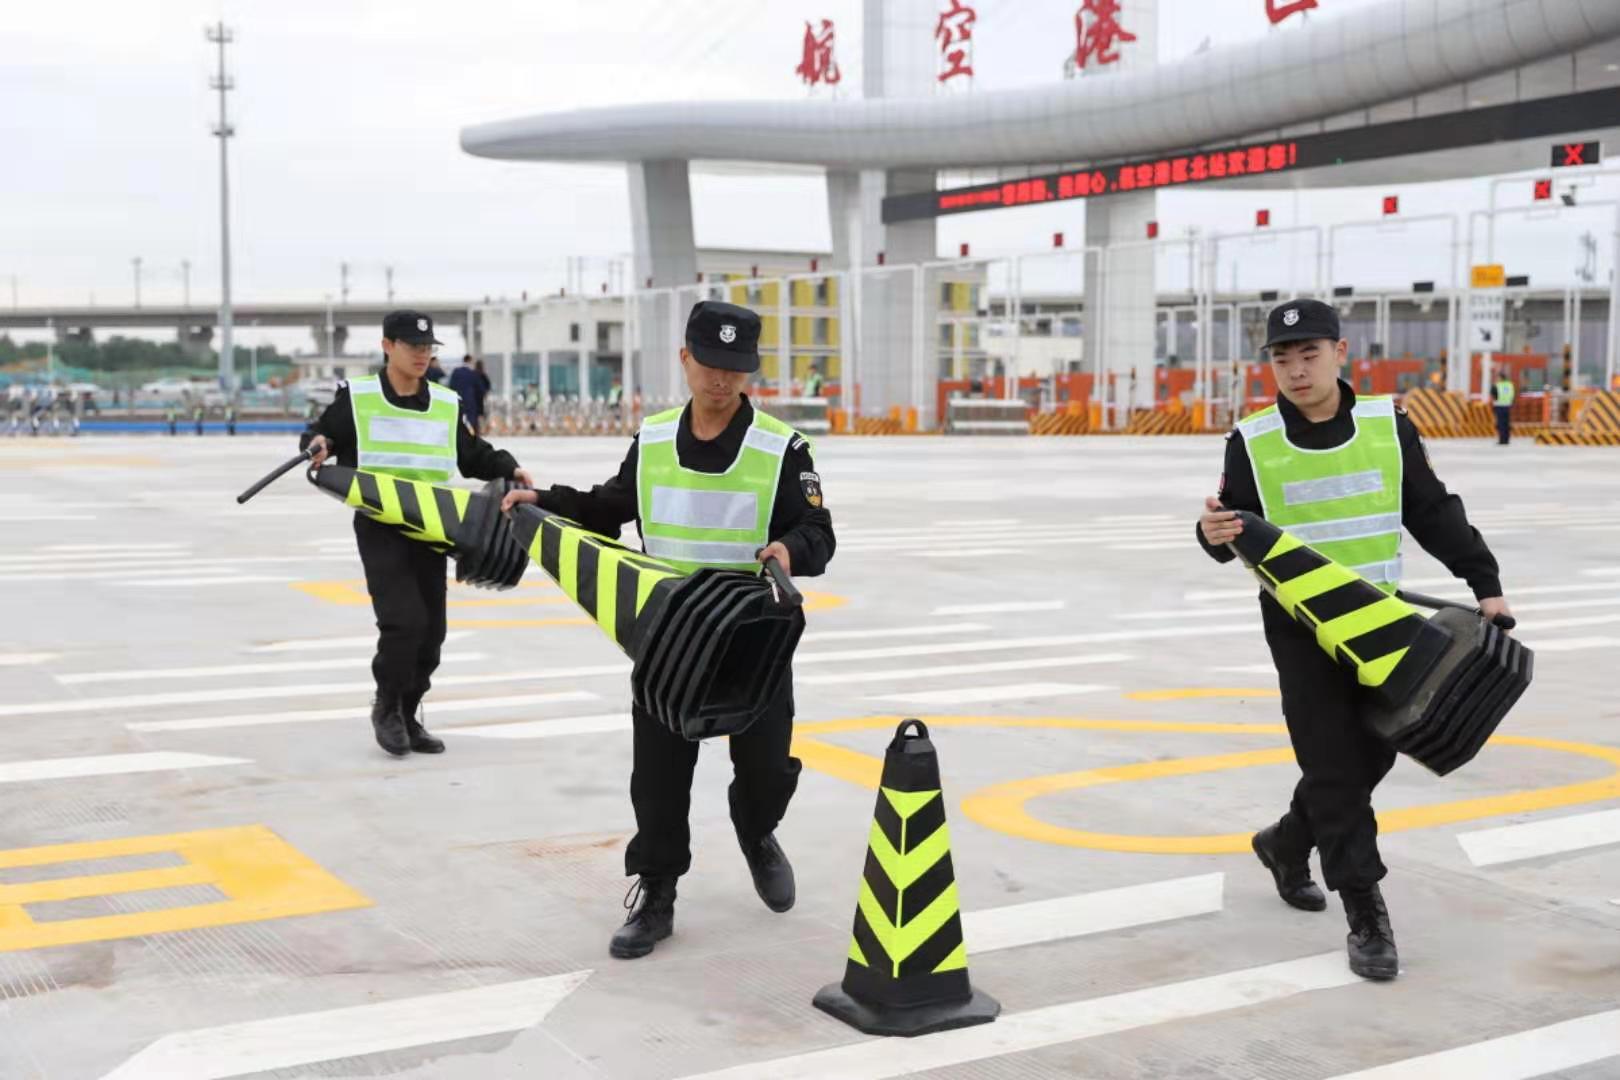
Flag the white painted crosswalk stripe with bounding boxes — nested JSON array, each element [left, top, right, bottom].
[[1323, 1009, 1620, 1079], [962, 873, 1224, 954], [126, 691, 601, 733], [930, 600, 1065, 616], [451, 714, 633, 739], [0, 652, 59, 667], [868, 682, 1108, 705], [1458, 808, 1620, 867], [797, 653, 1132, 687], [102, 969, 592, 1080], [673, 952, 1357, 1080], [1528, 636, 1620, 653], [797, 623, 1254, 666], [58, 652, 486, 685], [0, 751, 248, 784], [0, 664, 631, 719]]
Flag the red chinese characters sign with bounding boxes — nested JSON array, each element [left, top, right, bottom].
[[935, 0, 976, 83], [1074, 0, 1136, 70], [795, 19, 841, 87], [1266, 0, 1318, 23], [922, 140, 1300, 217]]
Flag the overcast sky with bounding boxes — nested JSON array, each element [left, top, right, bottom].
[[6, 0, 1615, 352]]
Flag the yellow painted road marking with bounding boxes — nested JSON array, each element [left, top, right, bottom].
[[793, 716, 1620, 855], [0, 825, 369, 951], [1125, 687, 1279, 702]]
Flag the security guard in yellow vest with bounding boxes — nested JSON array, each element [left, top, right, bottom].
[[1197, 299, 1511, 981], [1490, 366, 1516, 445], [502, 300, 836, 959], [302, 310, 532, 756]]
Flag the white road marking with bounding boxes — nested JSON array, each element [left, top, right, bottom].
[[0, 664, 631, 719], [249, 631, 472, 654], [1, 514, 95, 522], [797, 653, 1133, 687], [1580, 568, 1620, 577], [1521, 613, 1620, 632], [126, 691, 600, 733], [1323, 1009, 1620, 1079], [673, 952, 1357, 1080], [451, 713, 633, 739], [1458, 808, 1620, 867], [1130, 591, 1620, 623], [801, 623, 990, 644], [797, 623, 1254, 666], [102, 969, 592, 1080], [39, 542, 189, 552], [1122, 606, 1247, 620], [58, 652, 486, 685], [930, 600, 1065, 616], [1528, 636, 1620, 653], [1208, 663, 1278, 674], [868, 682, 1109, 705], [115, 576, 297, 587], [962, 873, 1224, 954], [0, 751, 247, 784], [913, 547, 1019, 558], [0, 652, 59, 666]]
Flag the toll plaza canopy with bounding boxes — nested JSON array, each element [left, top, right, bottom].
[[460, 0, 1620, 173]]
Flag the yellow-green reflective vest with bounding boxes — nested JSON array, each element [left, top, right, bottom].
[[349, 374, 460, 483], [1238, 395, 1404, 594], [1495, 379, 1516, 407], [635, 404, 799, 573]]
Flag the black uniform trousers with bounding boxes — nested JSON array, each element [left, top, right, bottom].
[[1494, 405, 1512, 445], [354, 514, 448, 703], [624, 674, 803, 879], [1261, 596, 1397, 893]]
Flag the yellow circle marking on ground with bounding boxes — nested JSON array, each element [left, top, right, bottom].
[[792, 716, 1620, 855]]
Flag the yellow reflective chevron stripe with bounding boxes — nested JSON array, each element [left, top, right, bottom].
[[847, 784, 966, 978], [867, 815, 951, 891], [522, 509, 684, 651]]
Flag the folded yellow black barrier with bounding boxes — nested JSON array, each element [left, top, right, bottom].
[[507, 505, 805, 740], [1227, 511, 1532, 776]]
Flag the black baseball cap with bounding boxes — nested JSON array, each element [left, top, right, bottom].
[[1263, 298, 1340, 349], [685, 301, 761, 373], [382, 309, 442, 346]]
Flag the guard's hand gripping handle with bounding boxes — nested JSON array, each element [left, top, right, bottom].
[[757, 555, 803, 608]]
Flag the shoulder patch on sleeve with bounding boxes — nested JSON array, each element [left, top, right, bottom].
[[799, 470, 823, 508]]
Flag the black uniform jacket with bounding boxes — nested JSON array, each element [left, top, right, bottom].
[[534, 396, 836, 577], [1196, 380, 1502, 601], [299, 366, 518, 481]]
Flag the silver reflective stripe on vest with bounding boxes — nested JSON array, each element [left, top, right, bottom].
[[1237, 411, 1285, 440], [640, 421, 678, 446], [1282, 469, 1385, 507], [1352, 399, 1395, 419], [648, 487, 758, 530], [742, 426, 790, 455], [357, 451, 458, 472], [642, 536, 762, 565], [1350, 556, 1403, 585], [368, 415, 451, 447], [1285, 512, 1404, 544]]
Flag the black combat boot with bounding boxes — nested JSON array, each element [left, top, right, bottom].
[[399, 693, 444, 754], [739, 833, 796, 913], [1342, 883, 1399, 980], [610, 876, 677, 959], [370, 694, 411, 757], [1252, 824, 1326, 912]]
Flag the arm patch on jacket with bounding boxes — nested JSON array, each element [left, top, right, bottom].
[[800, 471, 823, 508]]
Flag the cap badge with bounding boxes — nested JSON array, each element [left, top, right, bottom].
[[416, 317, 429, 332], [719, 324, 737, 344], [1282, 309, 1300, 326]]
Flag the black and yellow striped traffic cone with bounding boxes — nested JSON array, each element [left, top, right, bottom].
[[814, 719, 999, 1037], [304, 465, 526, 588], [1227, 511, 1532, 775], [507, 504, 806, 741]]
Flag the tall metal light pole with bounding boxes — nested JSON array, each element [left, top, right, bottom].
[[132, 256, 143, 308], [207, 22, 236, 390], [181, 259, 191, 307], [385, 265, 395, 303]]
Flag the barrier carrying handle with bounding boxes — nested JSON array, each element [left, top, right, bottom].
[[236, 449, 313, 505], [1397, 589, 1517, 631], [755, 551, 804, 609]]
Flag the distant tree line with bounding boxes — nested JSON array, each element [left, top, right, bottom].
[[0, 334, 295, 374]]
